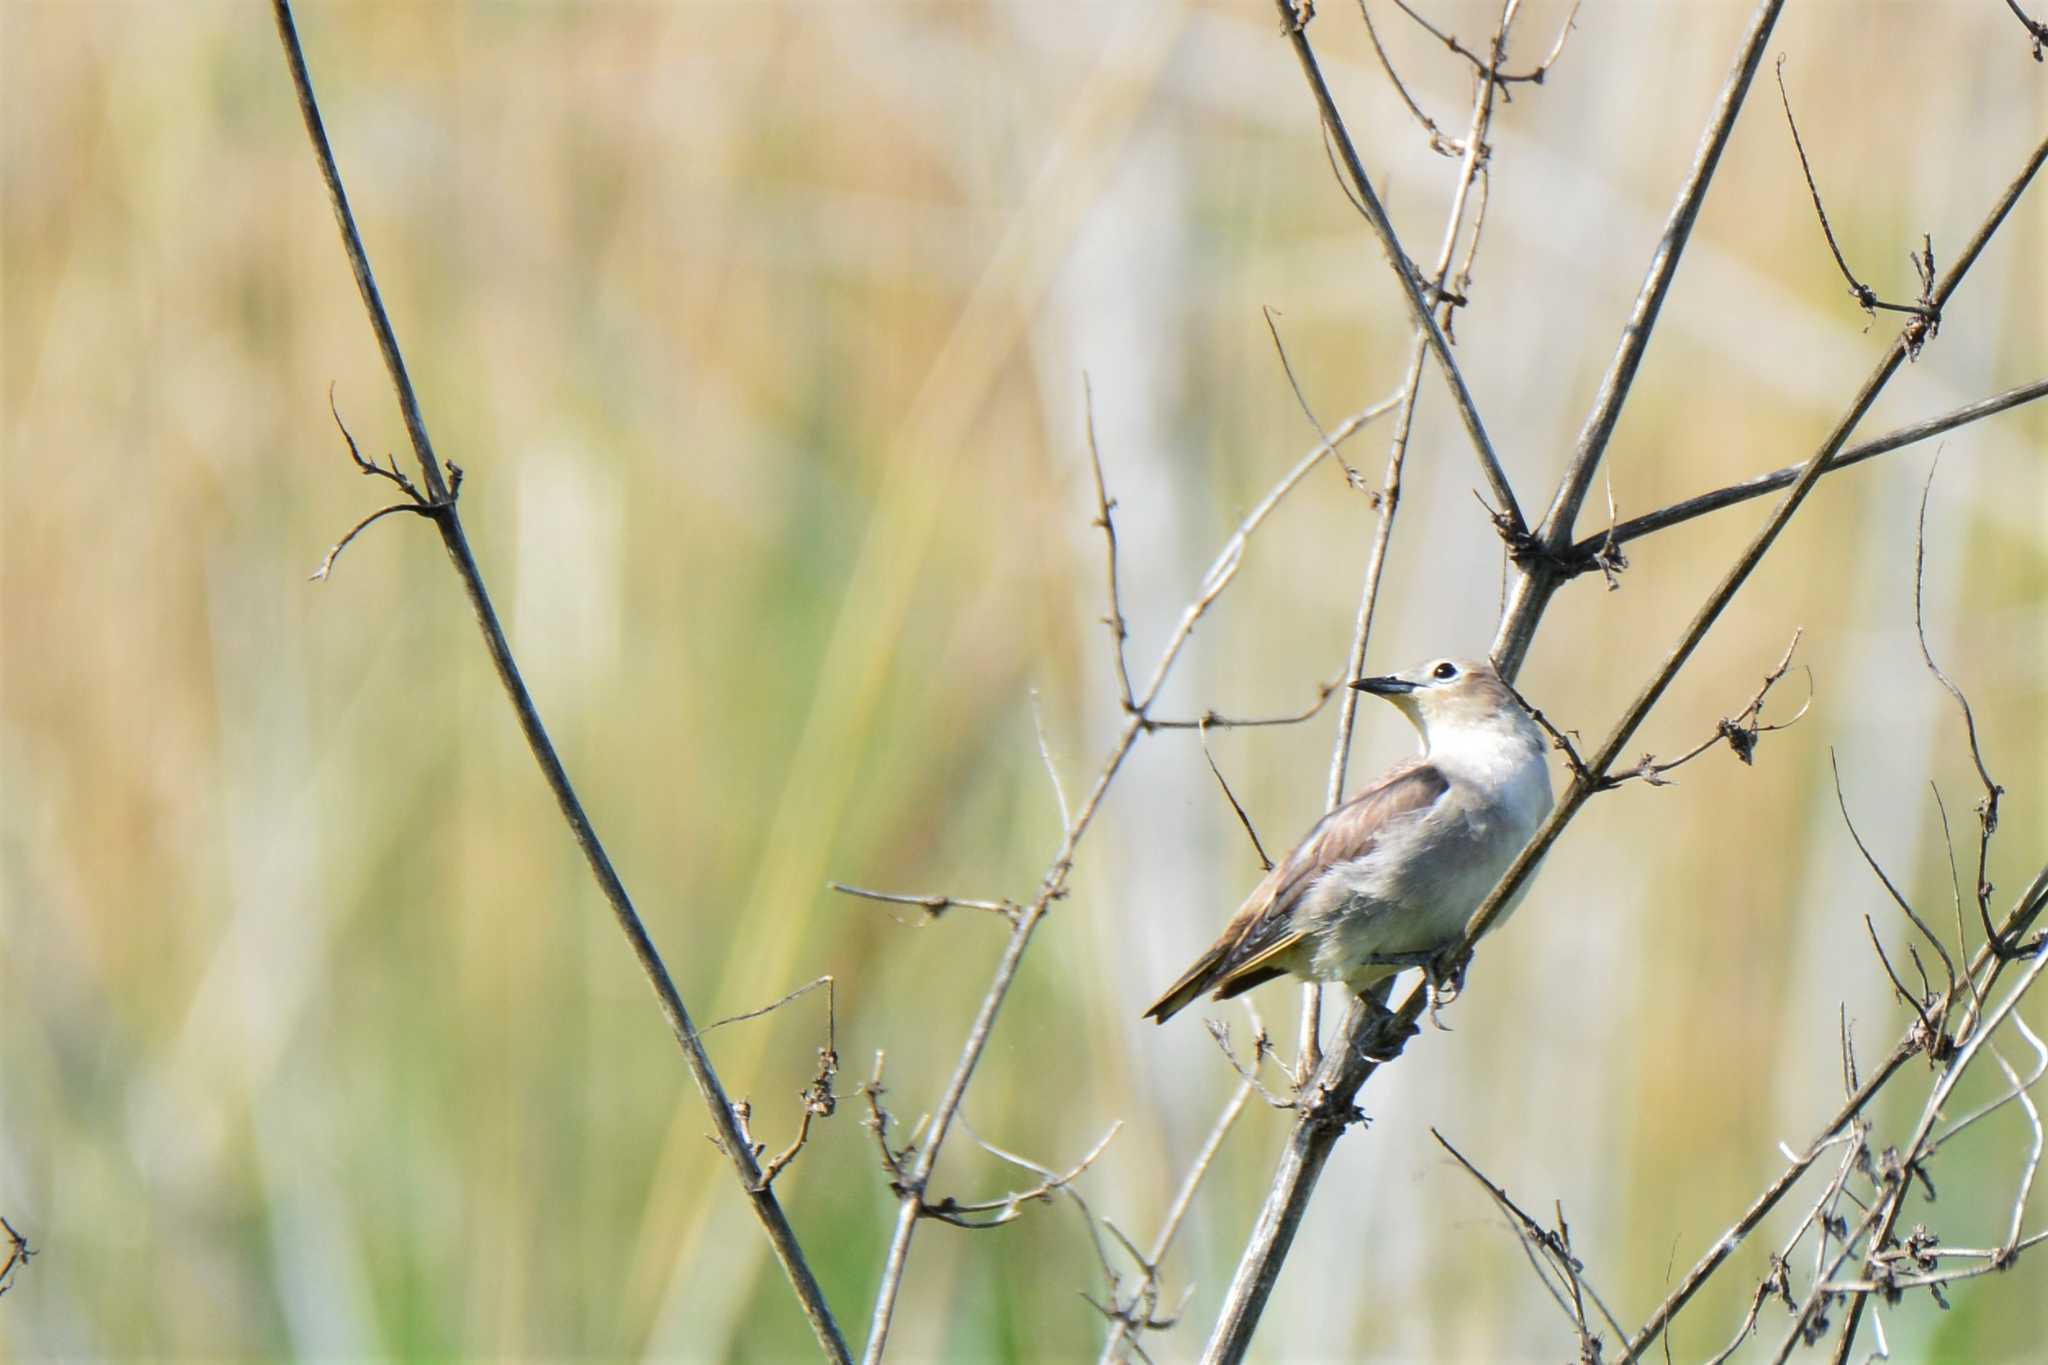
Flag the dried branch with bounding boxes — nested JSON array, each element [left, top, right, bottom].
[[1032, 691, 1074, 835], [1560, 379, 2048, 571], [1138, 679, 1338, 732], [1831, 752, 1959, 1029], [703, 978, 840, 1192], [309, 393, 463, 581], [1912, 462, 2009, 962], [1389, 0, 1580, 86], [1775, 58, 1939, 328], [1198, 723, 1274, 872], [1703, 1129, 1866, 1365], [1263, 306, 1367, 491], [269, 5, 849, 1357], [2003, 0, 2048, 60], [1359, 0, 1459, 156], [1205, 1016, 1300, 1112], [1491, 0, 1787, 676], [1433, 1131, 1630, 1354], [0, 1215, 32, 1298], [1272, 0, 1528, 538], [1619, 865, 2048, 1360], [1798, 939, 2048, 1363], [1599, 631, 1809, 788], [1097, 1079, 1257, 1364], [925, 1122, 1121, 1230], [1084, 378, 1136, 714], [827, 882, 1020, 924]]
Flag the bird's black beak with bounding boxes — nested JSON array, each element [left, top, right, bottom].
[[1352, 675, 1416, 695]]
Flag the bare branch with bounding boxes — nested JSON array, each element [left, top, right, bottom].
[[1912, 461, 2008, 961], [1358, 1, 1459, 156], [1032, 691, 1074, 835], [1831, 752, 1959, 1019], [1620, 858, 2048, 1361], [1139, 679, 1338, 732], [1432, 1131, 1631, 1353], [1388, 0, 1581, 85], [1198, 722, 1274, 872], [1084, 378, 1136, 714], [828, 882, 1020, 924], [1205, 1016, 1300, 1111], [1263, 306, 1367, 492], [2003, 0, 2048, 60], [926, 1122, 1121, 1229], [1098, 1079, 1256, 1364], [271, 5, 849, 1357], [1862, 915, 1936, 1044], [1563, 379, 2048, 570], [1775, 57, 1939, 327], [1599, 631, 1809, 788], [308, 499, 443, 582], [0, 1215, 32, 1299], [1272, 0, 1528, 538]]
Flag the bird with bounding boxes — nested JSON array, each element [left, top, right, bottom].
[[1144, 656, 1553, 1025]]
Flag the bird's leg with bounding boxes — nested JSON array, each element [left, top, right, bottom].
[[1351, 980, 1417, 1063]]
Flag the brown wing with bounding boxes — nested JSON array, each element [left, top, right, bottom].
[[1143, 759, 1449, 1023]]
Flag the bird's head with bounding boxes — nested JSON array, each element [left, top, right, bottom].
[[1351, 657, 1525, 747]]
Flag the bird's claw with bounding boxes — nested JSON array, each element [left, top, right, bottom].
[[1364, 946, 1470, 1029], [1354, 988, 1420, 1062]]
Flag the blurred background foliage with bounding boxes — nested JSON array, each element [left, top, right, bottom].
[[3, 1, 2044, 1360]]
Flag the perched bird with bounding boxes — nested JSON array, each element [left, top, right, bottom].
[[1145, 656, 1553, 1024]]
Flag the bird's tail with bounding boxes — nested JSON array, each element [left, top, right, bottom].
[[1143, 947, 1224, 1024]]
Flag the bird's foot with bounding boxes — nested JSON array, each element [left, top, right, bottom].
[[1353, 988, 1419, 1063], [1364, 946, 1471, 1029]]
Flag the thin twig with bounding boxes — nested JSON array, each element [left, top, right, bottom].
[[1359, 0, 1459, 156], [1389, 0, 1580, 85], [1205, 1017, 1300, 1111], [1831, 752, 1960, 1019], [1273, 0, 1527, 538], [0, 1215, 32, 1298], [1263, 306, 1366, 491], [1199, 721, 1274, 872], [1138, 680, 1338, 732], [1433, 1131, 1631, 1353], [1562, 379, 2048, 571], [2001, 0, 2048, 62], [269, 7, 849, 1357], [1084, 378, 1137, 714], [1598, 631, 1808, 788], [927, 1122, 1121, 1229], [1033, 691, 1074, 835], [1775, 58, 1937, 326], [1097, 1078, 1257, 1364], [827, 882, 1020, 924], [1912, 461, 2007, 960]]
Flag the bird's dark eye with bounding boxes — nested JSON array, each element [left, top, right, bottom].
[[1432, 661, 1458, 680]]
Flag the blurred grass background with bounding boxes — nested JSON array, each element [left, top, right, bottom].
[[3, 1, 2044, 1360]]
